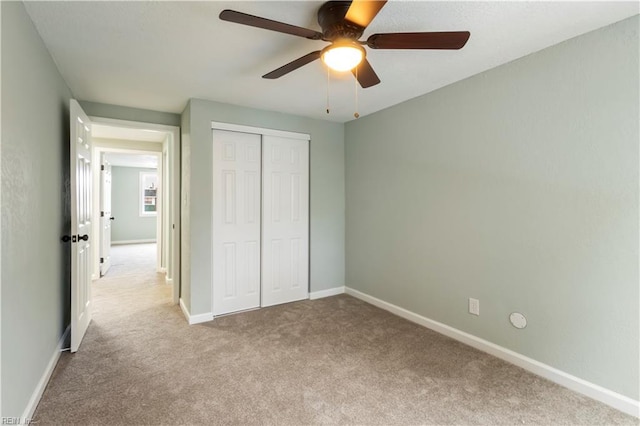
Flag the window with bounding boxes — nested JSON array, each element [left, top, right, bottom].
[[140, 172, 158, 216]]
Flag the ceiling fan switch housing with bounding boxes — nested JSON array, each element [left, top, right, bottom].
[[318, 1, 365, 41]]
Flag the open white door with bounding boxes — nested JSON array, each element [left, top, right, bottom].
[[261, 135, 309, 307], [99, 154, 112, 276], [70, 99, 93, 353]]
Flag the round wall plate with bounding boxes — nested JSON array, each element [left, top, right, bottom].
[[509, 312, 527, 329]]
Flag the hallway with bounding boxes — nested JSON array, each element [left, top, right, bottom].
[[93, 243, 169, 318], [100, 243, 162, 284]]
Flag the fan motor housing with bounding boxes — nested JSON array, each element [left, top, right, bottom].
[[318, 1, 365, 41]]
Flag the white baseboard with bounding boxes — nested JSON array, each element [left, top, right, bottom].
[[179, 298, 214, 325], [345, 287, 639, 418], [310, 286, 345, 300], [22, 326, 70, 422], [111, 239, 156, 245]]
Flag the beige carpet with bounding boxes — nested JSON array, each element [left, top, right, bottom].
[[34, 244, 636, 425]]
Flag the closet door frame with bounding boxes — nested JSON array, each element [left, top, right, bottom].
[[212, 122, 310, 142], [211, 122, 310, 317]]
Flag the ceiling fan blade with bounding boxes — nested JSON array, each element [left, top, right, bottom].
[[263, 51, 322, 79], [367, 31, 471, 49], [344, 0, 388, 29], [219, 10, 323, 40], [352, 58, 380, 88]]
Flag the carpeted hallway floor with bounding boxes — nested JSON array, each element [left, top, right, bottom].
[[34, 244, 635, 425]]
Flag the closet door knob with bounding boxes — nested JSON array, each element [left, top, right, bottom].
[[78, 234, 89, 241]]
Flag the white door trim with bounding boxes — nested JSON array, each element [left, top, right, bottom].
[[89, 116, 180, 305], [211, 121, 310, 141], [92, 146, 162, 275]]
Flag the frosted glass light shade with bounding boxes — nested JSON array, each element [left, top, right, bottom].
[[322, 44, 364, 72]]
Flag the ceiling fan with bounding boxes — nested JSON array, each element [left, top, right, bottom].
[[219, 0, 470, 89]]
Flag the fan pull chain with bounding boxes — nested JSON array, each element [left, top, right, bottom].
[[326, 67, 330, 114], [354, 66, 360, 119]]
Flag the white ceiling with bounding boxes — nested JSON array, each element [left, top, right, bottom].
[[25, 1, 639, 123]]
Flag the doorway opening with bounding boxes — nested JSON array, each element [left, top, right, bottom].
[[90, 118, 180, 305], [100, 151, 160, 279]]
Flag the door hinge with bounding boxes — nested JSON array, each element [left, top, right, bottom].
[[100, 257, 104, 264], [101, 165, 105, 171], [101, 211, 104, 217]]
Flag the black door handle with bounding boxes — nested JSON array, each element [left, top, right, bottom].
[[78, 234, 89, 241], [61, 235, 72, 242], [110, 217, 115, 220]]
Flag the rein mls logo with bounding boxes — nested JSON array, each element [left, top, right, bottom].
[[1, 418, 33, 425]]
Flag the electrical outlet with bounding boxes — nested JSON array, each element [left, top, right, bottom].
[[469, 298, 480, 316]]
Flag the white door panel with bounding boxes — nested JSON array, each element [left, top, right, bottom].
[[212, 130, 262, 315], [261, 136, 309, 307], [70, 99, 93, 353], [99, 155, 112, 276]]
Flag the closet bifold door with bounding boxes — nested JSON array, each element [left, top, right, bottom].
[[261, 135, 310, 307], [212, 130, 262, 316]]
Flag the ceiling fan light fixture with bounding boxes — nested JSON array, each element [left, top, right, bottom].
[[321, 42, 365, 72]]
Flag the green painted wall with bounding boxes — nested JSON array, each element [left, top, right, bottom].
[[80, 101, 180, 127], [345, 16, 639, 399], [1, 1, 73, 416], [111, 166, 157, 242], [183, 99, 345, 315], [2, 0, 635, 416]]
